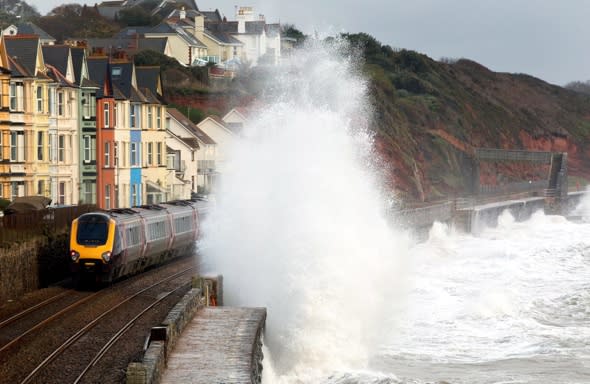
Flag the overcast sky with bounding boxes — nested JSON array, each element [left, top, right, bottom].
[[28, 0, 590, 86]]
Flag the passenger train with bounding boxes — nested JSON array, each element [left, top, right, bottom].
[[69, 199, 207, 285]]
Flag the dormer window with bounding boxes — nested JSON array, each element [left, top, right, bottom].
[[112, 67, 122, 77]]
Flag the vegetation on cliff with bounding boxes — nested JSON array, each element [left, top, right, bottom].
[[340, 33, 590, 201]]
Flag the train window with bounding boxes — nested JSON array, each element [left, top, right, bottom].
[[174, 216, 191, 233], [77, 215, 109, 246], [113, 227, 123, 255], [148, 221, 166, 240], [127, 226, 140, 245]]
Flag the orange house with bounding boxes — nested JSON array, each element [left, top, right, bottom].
[[88, 57, 116, 209]]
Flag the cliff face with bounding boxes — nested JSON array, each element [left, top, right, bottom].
[[361, 37, 590, 202]]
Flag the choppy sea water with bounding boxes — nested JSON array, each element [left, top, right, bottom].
[[200, 38, 590, 384], [367, 210, 590, 384]]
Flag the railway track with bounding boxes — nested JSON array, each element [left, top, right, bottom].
[[0, 256, 199, 384]]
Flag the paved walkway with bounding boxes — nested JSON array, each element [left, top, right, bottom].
[[160, 307, 266, 384]]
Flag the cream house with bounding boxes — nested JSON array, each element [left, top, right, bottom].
[[117, 21, 207, 67], [167, 8, 243, 65], [166, 108, 217, 197], [196, 116, 234, 176]]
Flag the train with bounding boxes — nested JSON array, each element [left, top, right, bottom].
[[69, 199, 207, 285]]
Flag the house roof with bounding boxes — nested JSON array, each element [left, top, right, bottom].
[[130, 85, 147, 103], [115, 26, 153, 38], [136, 66, 161, 97], [166, 8, 201, 20], [137, 38, 169, 53], [168, 108, 216, 145], [180, 136, 199, 149], [45, 63, 76, 88], [265, 23, 281, 37], [201, 9, 222, 22], [167, 22, 207, 48], [15, 22, 55, 41], [139, 87, 159, 103], [41, 45, 69, 75], [70, 46, 86, 86], [71, 37, 170, 55], [204, 22, 243, 45], [98, 1, 124, 6], [110, 61, 134, 99], [245, 21, 266, 35], [206, 20, 267, 35], [87, 57, 112, 98], [6, 56, 28, 77], [3, 35, 40, 77]]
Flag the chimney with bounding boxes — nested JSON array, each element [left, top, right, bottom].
[[194, 12, 204, 42], [179, 6, 186, 19], [236, 6, 253, 34]]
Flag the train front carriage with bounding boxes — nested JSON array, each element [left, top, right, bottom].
[[70, 212, 117, 284]]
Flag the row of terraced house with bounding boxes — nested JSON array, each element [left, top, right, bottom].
[[0, 33, 243, 209]]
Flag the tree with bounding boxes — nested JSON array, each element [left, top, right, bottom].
[[281, 23, 306, 46], [117, 5, 159, 27], [565, 80, 590, 95], [35, 3, 119, 41]]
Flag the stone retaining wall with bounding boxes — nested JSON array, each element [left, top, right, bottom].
[[126, 276, 222, 384], [0, 238, 45, 302]]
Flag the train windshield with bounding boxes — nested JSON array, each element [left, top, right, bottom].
[[77, 215, 109, 246]]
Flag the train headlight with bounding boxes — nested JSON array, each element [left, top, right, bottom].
[[101, 251, 112, 263], [70, 250, 80, 262]]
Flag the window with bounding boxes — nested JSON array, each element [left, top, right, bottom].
[[10, 132, 17, 161], [11, 181, 20, 200], [113, 103, 117, 127], [49, 134, 55, 162], [104, 102, 110, 128], [59, 182, 65, 205], [130, 142, 138, 166], [147, 106, 153, 128], [48, 88, 55, 115], [131, 184, 137, 206], [36, 86, 43, 112], [105, 184, 111, 209], [0, 133, 3, 161], [156, 107, 161, 129], [9, 83, 16, 110], [104, 142, 110, 167], [57, 92, 64, 116], [83, 135, 91, 163], [84, 181, 94, 204], [157, 142, 162, 165], [58, 135, 65, 162], [147, 142, 153, 166], [114, 141, 118, 166], [37, 132, 43, 161], [37, 180, 44, 195], [130, 104, 140, 128]]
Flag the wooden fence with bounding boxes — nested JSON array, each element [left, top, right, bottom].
[[0, 205, 97, 245]]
